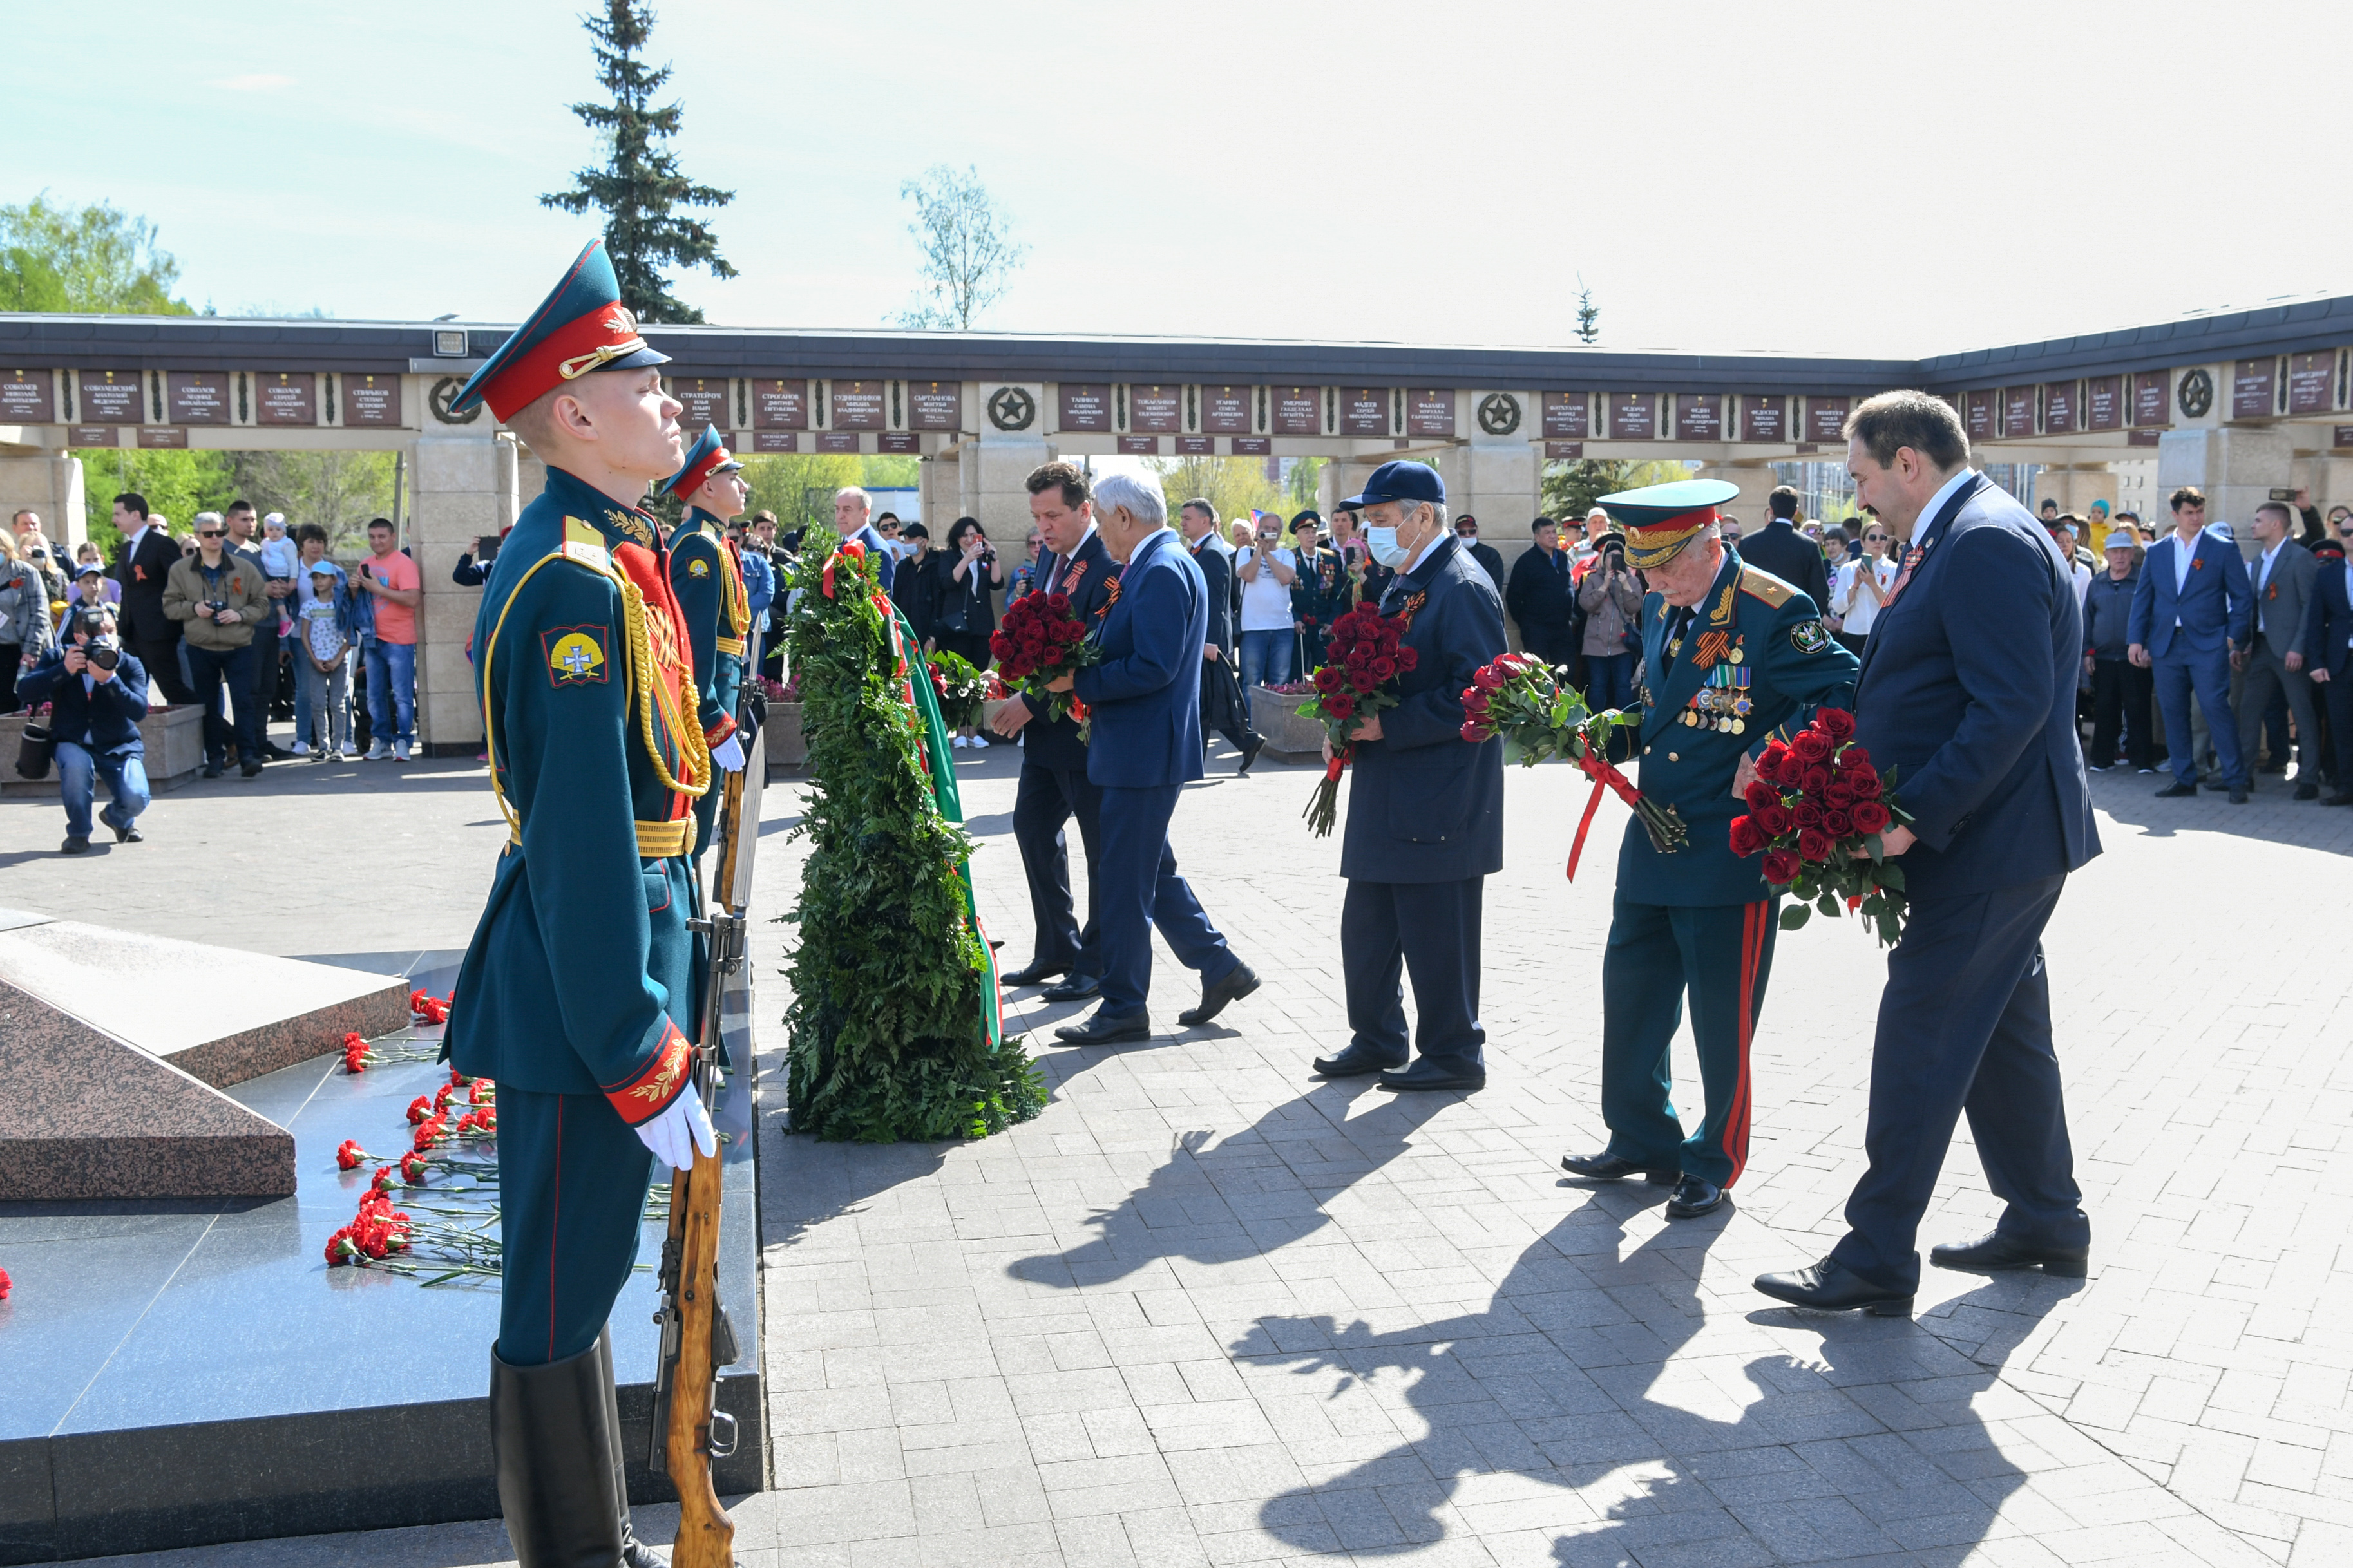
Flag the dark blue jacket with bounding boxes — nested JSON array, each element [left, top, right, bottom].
[[1073, 528, 1205, 789], [1853, 475, 2099, 902], [2127, 526, 2251, 658], [1019, 529, 1116, 773], [2081, 567, 2139, 660], [2303, 556, 2353, 679], [852, 524, 897, 592], [1340, 537, 1509, 884], [19, 648, 150, 756]]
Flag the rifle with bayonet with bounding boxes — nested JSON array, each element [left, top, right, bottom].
[[651, 628, 764, 1568]]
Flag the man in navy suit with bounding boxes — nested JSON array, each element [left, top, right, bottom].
[[993, 462, 1118, 1001], [2128, 486, 2252, 802], [1306, 462, 1507, 1093], [1757, 392, 2099, 1316], [1048, 474, 1259, 1045], [2303, 536, 2353, 804]]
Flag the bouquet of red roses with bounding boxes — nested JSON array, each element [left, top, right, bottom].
[[1298, 600, 1420, 836], [1459, 652, 1688, 877], [1729, 707, 1914, 945], [990, 591, 1101, 723]]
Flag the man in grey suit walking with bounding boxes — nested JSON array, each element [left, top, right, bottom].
[[2235, 500, 2322, 798]]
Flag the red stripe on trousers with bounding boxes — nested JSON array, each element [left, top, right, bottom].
[[1724, 902, 1763, 1188]]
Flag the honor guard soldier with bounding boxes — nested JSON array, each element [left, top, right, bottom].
[[659, 423, 754, 856], [443, 238, 714, 1568], [1560, 480, 1859, 1219]]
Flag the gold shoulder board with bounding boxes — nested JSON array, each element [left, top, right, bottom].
[[1739, 566, 1793, 607]]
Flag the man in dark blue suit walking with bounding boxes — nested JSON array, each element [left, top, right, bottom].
[[1049, 474, 1259, 1045], [1306, 462, 1508, 1093], [2303, 536, 2353, 804], [2128, 486, 2252, 801], [1757, 392, 2099, 1316]]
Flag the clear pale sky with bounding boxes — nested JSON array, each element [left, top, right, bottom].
[[12, 1, 2347, 359]]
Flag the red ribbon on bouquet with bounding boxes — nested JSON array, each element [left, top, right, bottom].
[[1567, 750, 1644, 882]]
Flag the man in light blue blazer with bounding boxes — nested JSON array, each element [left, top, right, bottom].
[[1049, 473, 1259, 1044], [2127, 486, 2251, 801]]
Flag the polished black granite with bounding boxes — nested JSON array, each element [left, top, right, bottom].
[[0, 956, 765, 1564]]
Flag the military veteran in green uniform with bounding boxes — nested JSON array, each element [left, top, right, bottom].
[[443, 238, 714, 1568], [658, 422, 754, 858], [1561, 479, 1859, 1220]]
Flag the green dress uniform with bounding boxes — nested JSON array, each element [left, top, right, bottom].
[[658, 424, 754, 858], [1586, 482, 1860, 1207], [439, 239, 713, 1568]]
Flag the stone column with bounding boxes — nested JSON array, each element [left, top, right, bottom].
[[409, 430, 518, 751], [919, 447, 962, 532], [971, 390, 1048, 545], [2158, 428, 2292, 558], [0, 451, 88, 551], [1695, 461, 1781, 534]]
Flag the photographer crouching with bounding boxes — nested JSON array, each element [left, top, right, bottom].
[[19, 603, 151, 854]]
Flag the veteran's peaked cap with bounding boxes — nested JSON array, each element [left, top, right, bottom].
[[450, 239, 671, 423]]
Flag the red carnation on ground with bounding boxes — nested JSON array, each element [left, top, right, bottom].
[[0, 1267, 12, 1299], [334, 1140, 365, 1171], [399, 1151, 428, 1182]]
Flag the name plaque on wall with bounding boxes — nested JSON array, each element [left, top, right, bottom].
[[1272, 386, 1321, 435], [256, 372, 317, 426], [70, 425, 117, 446], [816, 431, 861, 453], [80, 371, 142, 424], [1962, 390, 1996, 441], [671, 377, 730, 430], [343, 373, 401, 428], [908, 381, 961, 431], [2001, 388, 2035, 439], [1, 368, 54, 422], [877, 431, 918, 454], [830, 380, 884, 431], [752, 431, 799, 452], [2131, 371, 2169, 427], [2335, 426, 2353, 450], [1057, 383, 1110, 432], [2085, 375, 2122, 431], [1543, 391, 1589, 439], [1744, 395, 1787, 443], [1673, 394, 1722, 442], [1805, 396, 1849, 444], [138, 426, 188, 448], [1118, 435, 1158, 455], [1232, 435, 1271, 456], [1405, 389, 1454, 439], [752, 379, 809, 429], [1176, 435, 1212, 455], [1201, 386, 1253, 434], [166, 372, 229, 425], [1340, 388, 1387, 437], [2041, 383, 2075, 435], [2231, 359, 2275, 420], [1607, 393, 1653, 440], [2288, 352, 2335, 415], [1128, 385, 1181, 433], [1545, 441, 1583, 460]]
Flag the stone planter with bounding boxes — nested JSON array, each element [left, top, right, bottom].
[[0, 704, 205, 798], [763, 701, 806, 775], [1248, 688, 1326, 763]]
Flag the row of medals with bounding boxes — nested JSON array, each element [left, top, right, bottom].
[[1672, 638, 1752, 735]]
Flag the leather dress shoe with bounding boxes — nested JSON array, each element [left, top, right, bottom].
[[1559, 1151, 1679, 1184], [2296, 783, 2321, 801], [2228, 786, 2250, 804], [1041, 972, 1102, 1003], [1753, 1258, 1913, 1316], [1177, 961, 1260, 1026], [2153, 780, 2197, 798], [1311, 1043, 1406, 1077], [2327, 791, 2353, 807], [1663, 1175, 1726, 1220], [1929, 1230, 2088, 1277], [1235, 735, 1265, 776], [1052, 1009, 1150, 1045], [999, 961, 1067, 987], [60, 835, 89, 855], [1377, 1058, 1485, 1093]]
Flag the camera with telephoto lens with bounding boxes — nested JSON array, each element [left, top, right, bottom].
[[75, 607, 121, 670]]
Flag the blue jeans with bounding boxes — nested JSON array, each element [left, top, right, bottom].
[[1239, 628, 1292, 690], [1586, 650, 1636, 712], [55, 741, 149, 841], [366, 639, 416, 746]]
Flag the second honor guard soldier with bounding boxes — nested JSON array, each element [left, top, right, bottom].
[[659, 423, 754, 856], [443, 239, 714, 1568], [1560, 480, 1859, 1219]]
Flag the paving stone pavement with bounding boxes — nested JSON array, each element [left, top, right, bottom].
[[11, 735, 2348, 1567]]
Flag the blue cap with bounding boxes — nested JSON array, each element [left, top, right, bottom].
[[660, 424, 743, 499], [450, 239, 671, 422], [1340, 460, 1445, 510]]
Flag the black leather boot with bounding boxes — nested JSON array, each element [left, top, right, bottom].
[[596, 1328, 667, 1568], [490, 1340, 628, 1567]]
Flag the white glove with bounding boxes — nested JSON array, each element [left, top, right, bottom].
[[710, 734, 745, 773], [633, 1081, 718, 1170]]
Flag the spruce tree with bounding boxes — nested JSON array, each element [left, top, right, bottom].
[[781, 542, 1043, 1142], [542, 0, 736, 324]]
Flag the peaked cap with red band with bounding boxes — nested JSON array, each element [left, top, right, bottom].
[[660, 423, 743, 500], [1596, 478, 1742, 570], [448, 238, 671, 423]]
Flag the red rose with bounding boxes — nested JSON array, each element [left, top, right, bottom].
[[989, 632, 1013, 659], [1462, 685, 1490, 713], [1349, 670, 1377, 694], [1852, 800, 1892, 834], [1824, 782, 1856, 809], [1761, 849, 1802, 885], [1822, 808, 1854, 837], [1849, 769, 1884, 800], [1045, 592, 1071, 615], [1796, 826, 1834, 861], [1818, 708, 1857, 742], [1324, 694, 1356, 719], [1834, 745, 1872, 775], [1794, 799, 1826, 829], [1791, 730, 1833, 763], [1728, 815, 1767, 857], [1800, 765, 1833, 797], [1460, 721, 1489, 743], [1314, 667, 1342, 693], [1760, 737, 1792, 773], [1396, 647, 1418, 670], [1743, 781, 1779, 813], [1756, 802, 1796, 837], [1371, 656, 1396, 680], [1472, 666, 1505, 691], [1059, 619, 1087, 640]]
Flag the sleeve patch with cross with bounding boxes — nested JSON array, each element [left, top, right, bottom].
[[542, 623, 613, 686]]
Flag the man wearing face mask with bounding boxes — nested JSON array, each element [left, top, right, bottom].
[[1560, 479, 1857, 1221], [1308, 462, 1509, 1092]]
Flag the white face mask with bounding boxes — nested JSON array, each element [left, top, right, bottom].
[[1364, 525, 1411, 567]]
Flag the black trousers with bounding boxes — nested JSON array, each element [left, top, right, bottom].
[[1340, 876, 1485, 1070], [1831, 874, 2088, 1292], [185, 643, 262, 766], [131, 635, 193, 704], [1011, 759, 1103, 978], [2319, 672, 2353, 788], [2090, 657, 2153, 770]]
